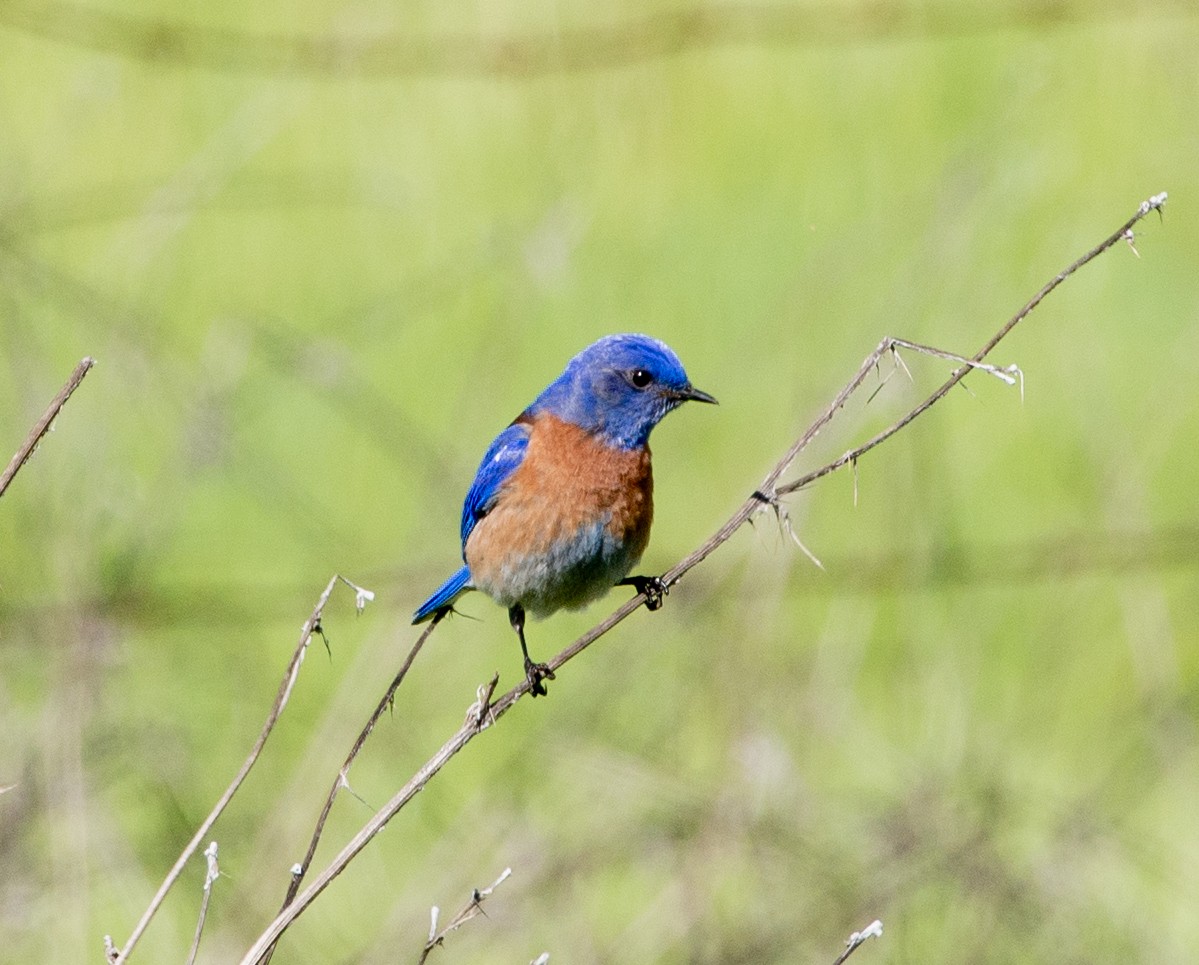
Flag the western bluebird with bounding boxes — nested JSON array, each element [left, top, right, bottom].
[[413, 333, 716, 695]]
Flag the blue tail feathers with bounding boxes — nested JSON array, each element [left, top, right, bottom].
[[413, 566, 472, 623]]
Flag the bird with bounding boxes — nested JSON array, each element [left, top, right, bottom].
[[412, 333, 716, 696]]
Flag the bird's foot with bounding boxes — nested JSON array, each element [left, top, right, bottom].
[[523, 657, 556, 697], [623, 575, 668, 611]]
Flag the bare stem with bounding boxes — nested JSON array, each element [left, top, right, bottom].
[[184, 843, 220, 965], [258, 611, 446, 964], [832, 919, 883, 965], [111, 574, 372, 965], [0, 356, 95, 499], [417, 867, 513, 964], [237, 193, 1166, 963]]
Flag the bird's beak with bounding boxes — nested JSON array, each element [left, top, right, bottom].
[[675, 384, 718, 405]]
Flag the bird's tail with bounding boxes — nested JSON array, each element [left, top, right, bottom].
[[412, 566, 472, 623]]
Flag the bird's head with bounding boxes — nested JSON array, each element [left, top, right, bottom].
[[530, 334, 716, 449]]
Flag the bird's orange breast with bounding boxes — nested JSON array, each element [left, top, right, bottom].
[[464, 414, 653, 613]]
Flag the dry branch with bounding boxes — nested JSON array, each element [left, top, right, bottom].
[[184, 842, 220, 965], [832, 919, 883, 965], [417, 867, 513, 964], [258, 611, 445, 964], [110, 574, 374, 965], [0, 356, 94, 499], [237, 194, 1166, 963]]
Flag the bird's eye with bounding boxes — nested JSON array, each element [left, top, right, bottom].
[[628, 368, 653, 389]]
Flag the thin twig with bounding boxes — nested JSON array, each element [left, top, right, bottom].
[[238, 192, 1166, 963], [259, 610, 446, 964], [664, 192, 1167, 584], [112, 574, 373, 965], [184, 842, 221, 965], [417, 867, 513, 964], [832, 919, 883, 965], [0, 356, 95, 499], [240, 685, 526, 964]]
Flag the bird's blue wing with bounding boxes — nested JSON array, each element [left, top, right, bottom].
[[460, 420, 531, 547], [412, 421, 530, 624]]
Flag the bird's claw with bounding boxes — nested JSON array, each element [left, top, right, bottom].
[[625, 575, 668, 611], [643, 576, 668, 611], [524, 658, 556, 697]]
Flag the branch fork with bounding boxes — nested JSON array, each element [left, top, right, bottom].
[[107, 192, 1167, 965]]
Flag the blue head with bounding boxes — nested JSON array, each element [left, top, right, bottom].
[[528, 334, 716, 449]]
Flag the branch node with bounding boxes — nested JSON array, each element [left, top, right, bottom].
[[418, 867, 513, 963], [866, 344, 912, 403], [235, 195, 1168, 964], [185, 842, 221, 965], [202, 842, 220, 888], [833, 918, 883, 965], [312, 620, 331, 658], [750, 486, 824, 569], [1123, 227, 1141, 258], [467, 675, 501, 730], [750, 488, 774, 505], [337, 575, 376, 613], [1141, 190, 1168, 216]]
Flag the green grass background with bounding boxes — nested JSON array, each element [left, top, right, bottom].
[[2, 2, 1197, 962]]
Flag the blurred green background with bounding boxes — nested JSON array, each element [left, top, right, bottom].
[[2, 1, 1197, 962]]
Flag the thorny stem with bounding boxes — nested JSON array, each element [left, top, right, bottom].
[[259, 611, 446, 964], [237, 193, 1166, 963], [113, 575, 372, 965]]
